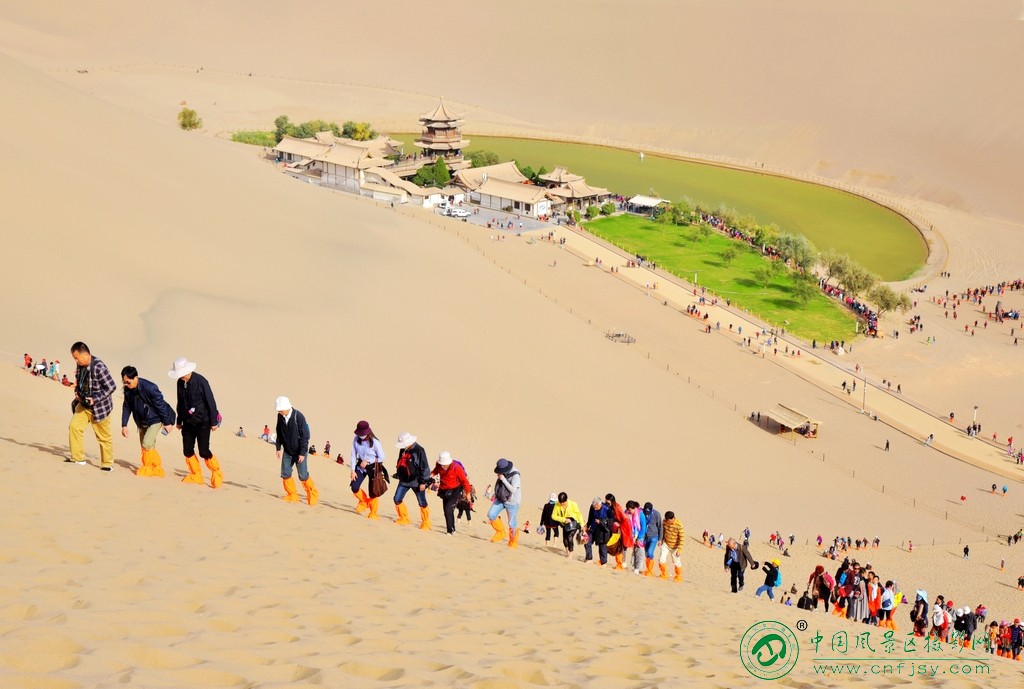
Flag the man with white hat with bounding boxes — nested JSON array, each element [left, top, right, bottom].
[[274, 396, 318, 506], [168, 357, 223, 488], [393, 432, 431, 530], [431, 451, 472, 535]]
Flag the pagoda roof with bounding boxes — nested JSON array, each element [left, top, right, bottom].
[[453, 161, 527, 190], [547, 178, 612, 200], [414, 137, 470, 151], [419, 98, 463, 123], [538, 166, 585, 185]]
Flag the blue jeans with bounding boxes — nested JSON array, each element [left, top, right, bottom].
[[755, 585, 775, 600], [645, 538, 658, 559], [487, 501, 519, 529], [394, 483, 428, 508], [350, 463, 367, 493], [280, 452, 309, 481]]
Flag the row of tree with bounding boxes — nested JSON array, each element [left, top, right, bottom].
[[272, 115, 377, 144], [655, 199, 911, 316]]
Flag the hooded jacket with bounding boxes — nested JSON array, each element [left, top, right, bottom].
[[121, 378, 176, 428]]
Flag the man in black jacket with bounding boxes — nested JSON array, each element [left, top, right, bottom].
[[120, 366, 176, 478], [393, 432, 431, 530], [168, 357, 223, 488], [274, 396, 318, 506]]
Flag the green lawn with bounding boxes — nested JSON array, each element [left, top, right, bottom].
[[232, 130, 277, 147], [586, 215, 859, 342], [392, 134, 925, 281]]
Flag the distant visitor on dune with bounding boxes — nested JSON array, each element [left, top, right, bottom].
[[120, 365, 176, 478], [66, 341, 117, 471], [168, 357, 223, 489]]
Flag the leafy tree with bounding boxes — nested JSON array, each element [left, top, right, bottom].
[[770, 258, 787, 276], [517, 164, 536, 182], [600, 202, 616, 216], [868, 284, 912, 316], [177, 107, 202, 130], [657, 202, 690, 226], [753, 265, 774, 288], [753, 222, 780, 249], [721, 246, 738, 265], [841, 262, 878, 296], [821, 248, 850, 286], [273, 115, 294, 143], [776, 233, 817, 272], [791, 276, 818, 304], [342, 120, 377, 141], [585, 205, 601, 219], [698, 224, 712, 240], [467, 150, 500, 167], [411, 164, 436, 187], [432, 158, 451, 187]]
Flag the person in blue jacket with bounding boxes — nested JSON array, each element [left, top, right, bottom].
[[120, 365, 176, 477]]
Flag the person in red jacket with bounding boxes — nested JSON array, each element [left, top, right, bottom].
[[431, 451, 473, 535], [605, 493, 634, 569]]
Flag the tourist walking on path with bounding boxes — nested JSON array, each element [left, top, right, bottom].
[[627, 501, 647, 573], [274, 396, 318, 506], [607, 494, 635, 570], [642, 502, 662, 577], [658, 510, 684, 581], [393, 432, 431, 530], [350, 420, 386, 518], [120, 365, 175, 477], [169, 357, 222, 488], [431, 451, 472, 534], [540, 493, 559, 544], [488, 458, 522, 547], [67, 342, 117, 471], [550, 492, 585, 558]]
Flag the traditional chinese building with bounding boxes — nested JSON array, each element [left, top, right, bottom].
[[414, 98, 470, 160]]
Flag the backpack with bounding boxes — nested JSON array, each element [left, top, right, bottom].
[[774, 569, 782, 587], [396, 450, 417, 482]]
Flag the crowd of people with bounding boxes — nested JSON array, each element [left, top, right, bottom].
[[24, 352, 73, 386], [46, 340, 1024, 646]]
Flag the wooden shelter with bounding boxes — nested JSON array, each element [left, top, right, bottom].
[[766, 404, 820, 438]]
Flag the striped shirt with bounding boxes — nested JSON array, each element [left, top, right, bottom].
[[662, 518, 684, 550]]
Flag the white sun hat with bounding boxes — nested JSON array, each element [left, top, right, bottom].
[[275, 396, 291, 412], [395, 432, 417, 448], [167, 357, 197, 379]]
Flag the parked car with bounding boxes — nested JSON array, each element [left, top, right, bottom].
[[445, 207, 471, 218]]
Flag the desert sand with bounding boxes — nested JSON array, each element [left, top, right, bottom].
[[2, 1, 1024, 686]]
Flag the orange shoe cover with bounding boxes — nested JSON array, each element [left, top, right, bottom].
[[508, 528, 519, 548], [355, 489, 370, 514], [148, 448, 165, 478], [367, 497, 381, 520], [614, 554, 625, 570], [182, 455, 205, 484], [419, 506, 431, 530], [302, 478, 319, 507], [395, 502, 411, 525], [489, 517, 506, 542], [658, 563, 668, 579], [137, 449, 153, 477], [204, 456, 223, 489], [282, 477, 300, 502], [643, 557, 655, 577], [673, 566, 682, 582]]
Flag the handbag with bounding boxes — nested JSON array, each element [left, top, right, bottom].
[[368, 463, 389, 499]]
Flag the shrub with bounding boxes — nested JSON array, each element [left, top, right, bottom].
[[468, 150, 499, 167], [585, 205, 601, 219], [177, 107, 202, 130], [231, 130, 276, 146], [600, 202, 616, 216]]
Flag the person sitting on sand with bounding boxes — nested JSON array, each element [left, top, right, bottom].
[[61, 374, 73, 387]]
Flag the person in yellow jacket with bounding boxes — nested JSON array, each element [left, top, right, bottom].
[[550, 492, 585, 558], [658, 511, 684, 582]]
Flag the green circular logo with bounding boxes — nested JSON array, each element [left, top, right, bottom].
[[739, 620, 800, 680]]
